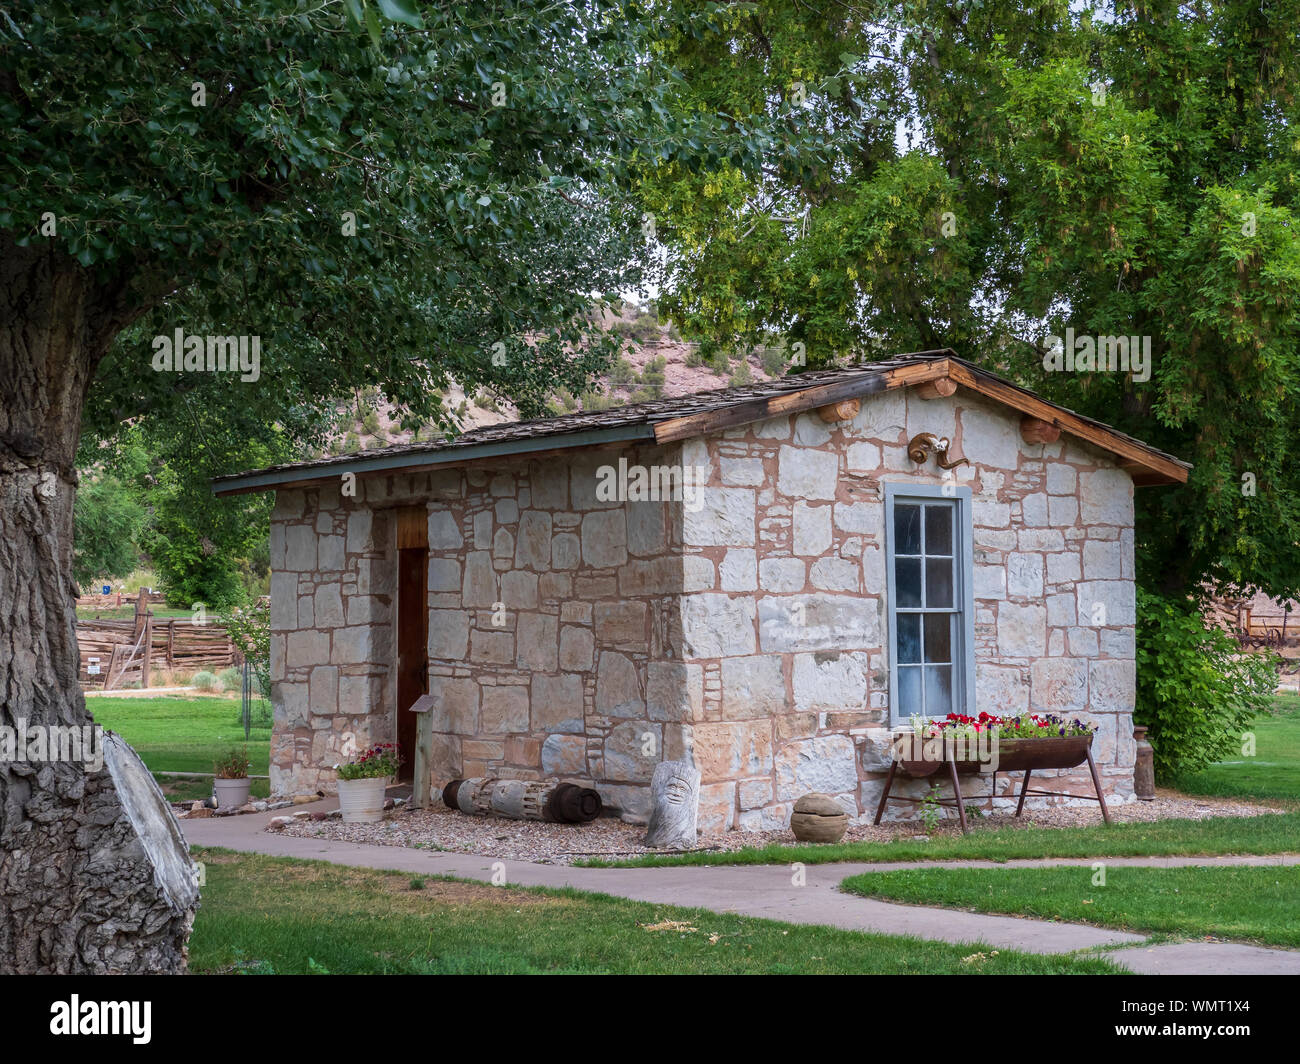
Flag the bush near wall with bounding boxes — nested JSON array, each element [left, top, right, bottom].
[[1135, 589, 1278, 778]]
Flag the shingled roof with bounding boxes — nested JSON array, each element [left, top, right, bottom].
[[212, 350, 1190, 495]]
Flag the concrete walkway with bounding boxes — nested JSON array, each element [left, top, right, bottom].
[[182, 803, 1300, 975]]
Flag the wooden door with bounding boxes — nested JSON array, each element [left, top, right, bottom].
[[395, 508, 428, 780]]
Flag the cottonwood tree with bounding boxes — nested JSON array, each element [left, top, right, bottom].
[[0, 0, 770, 972], [644, 0, 1300, 601]]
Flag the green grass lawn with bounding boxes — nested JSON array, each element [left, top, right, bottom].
[[87, 694, 272, 800], [842, 864, 1300, 948], [187, 849, 1124, 974], [1168, 693, 1300, 801]]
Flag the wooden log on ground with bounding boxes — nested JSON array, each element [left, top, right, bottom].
[[441, 778, 601, 823]]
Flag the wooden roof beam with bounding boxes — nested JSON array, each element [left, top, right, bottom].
[[943, 362, 1188, 485], [651, 358, 956, 444]]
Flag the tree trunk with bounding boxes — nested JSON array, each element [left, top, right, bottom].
[[0, 238, 196, 973]]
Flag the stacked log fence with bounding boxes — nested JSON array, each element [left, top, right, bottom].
[[78, 590, 237, 689]]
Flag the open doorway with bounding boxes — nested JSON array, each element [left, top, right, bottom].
[[395, 507, 428, 781]]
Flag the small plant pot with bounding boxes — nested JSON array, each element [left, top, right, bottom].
[[337, 776, 389, 823], [213, 777, 252, 809]]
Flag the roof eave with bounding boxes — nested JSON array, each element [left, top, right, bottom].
[[210, 349, 1190, 496], [210, 422, 658, 497]]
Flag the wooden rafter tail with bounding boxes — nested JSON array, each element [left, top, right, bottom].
[[912, 376, 957, 400], [816, 398, 860, 423], [1020, 415, 1061, 443]]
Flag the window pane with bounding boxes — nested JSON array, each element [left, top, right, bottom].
[[924, 504, 953, 555], [923, 613, 952, 664], [898, 614, 921, 663], [894, 504, 921, 555], [924, 665, 953, 717], [925, 557, 953, 608], [898, 666, 922, 717], [895, 558, 922, 608]]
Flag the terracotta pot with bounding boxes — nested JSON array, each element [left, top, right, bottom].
[[337, 776, 388, 823], [213, 777, 252, 809]]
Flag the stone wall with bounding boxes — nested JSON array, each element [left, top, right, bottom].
[[420, 445, 692, 820], [268, 480, 398, 795], [676, 388, 1136, 830]]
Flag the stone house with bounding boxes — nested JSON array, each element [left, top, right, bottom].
[[213, 352, 1189, 831]]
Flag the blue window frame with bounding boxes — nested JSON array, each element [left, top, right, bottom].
[[884, 483, 976, 725]]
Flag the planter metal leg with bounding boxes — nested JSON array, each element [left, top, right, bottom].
[[874, 761, 897, 825], [1015, 768, 1033, 817], [946, 756, 968, 834], [1085, 746, 1112, 825]]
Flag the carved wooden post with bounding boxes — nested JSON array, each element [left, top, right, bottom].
[[408, 693, 436, 809]]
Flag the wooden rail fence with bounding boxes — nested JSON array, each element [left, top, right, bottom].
[[78, 589, 237, 689]]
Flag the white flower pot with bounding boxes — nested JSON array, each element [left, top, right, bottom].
[[213, 777, 252, 809], [337, 776, 389, 823]]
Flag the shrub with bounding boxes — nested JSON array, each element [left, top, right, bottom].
[[220, 600, 271, 700], [214, 747, 251, 778], [609, 357, 635, 385], [641, 355, 667, 397], [758, 343, 788, 377], [191, 670, 222, 693], [581, 388, 619, 412], [729, 359, 753, 387], [217, 666, 242, 692], [1135, 589, 1278, 778]]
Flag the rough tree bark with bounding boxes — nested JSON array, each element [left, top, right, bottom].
[[0, 236, 196, 973]]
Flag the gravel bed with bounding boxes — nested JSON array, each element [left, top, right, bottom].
[[269, 791, 1287, 866]]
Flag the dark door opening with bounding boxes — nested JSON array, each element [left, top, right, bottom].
[[395, 509, 429, 781]]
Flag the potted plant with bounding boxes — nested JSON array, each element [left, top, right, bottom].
[[878, 713, 1110, 831], [213, 747, 252, 809], [335, 743, 401, 823], [894, 713, 1098, 775]]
